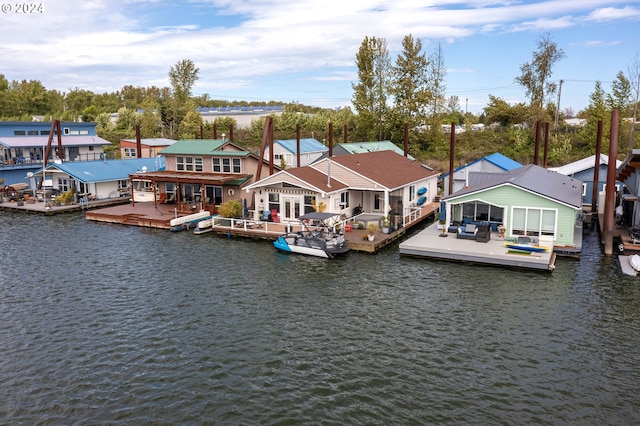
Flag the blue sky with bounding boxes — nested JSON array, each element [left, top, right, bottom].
[[1, 0, 639, 115]]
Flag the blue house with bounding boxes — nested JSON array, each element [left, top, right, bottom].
[[0, 121, 111, 186], [33, 157, 164, 200], [549, 154, 621, 208], [439, 152, 523, 197]]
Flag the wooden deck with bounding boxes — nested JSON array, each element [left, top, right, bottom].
[[83, 201, 440, 253], [399, 223, 557, 271]]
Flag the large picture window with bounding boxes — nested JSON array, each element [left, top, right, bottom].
[[462, 201, 504, 224], [512, 207, 556, 237]]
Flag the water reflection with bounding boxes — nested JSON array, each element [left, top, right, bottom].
[[0, 213, 639, 424]]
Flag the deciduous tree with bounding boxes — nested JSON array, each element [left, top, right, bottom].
[[515, 32, 566, 119]]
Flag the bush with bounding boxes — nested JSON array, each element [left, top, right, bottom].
[[218, 200, 242, 218]]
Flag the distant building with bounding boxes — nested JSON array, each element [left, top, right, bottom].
[[197, 105, 285, 129], [439, 152, 523, 197], [332, 140, 414, 160], [263, 138, 328, 168], [0, 121, 111, 186], [119, 138, 177, 159]]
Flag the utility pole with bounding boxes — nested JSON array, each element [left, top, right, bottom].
[[554, 79, 564, 133]]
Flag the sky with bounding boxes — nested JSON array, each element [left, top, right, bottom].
[[1, 0, 640, 115]]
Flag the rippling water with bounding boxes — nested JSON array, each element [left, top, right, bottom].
[[1, 212, 639, 424]]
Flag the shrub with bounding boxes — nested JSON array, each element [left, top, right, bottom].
[[218, 200, 243, 218]]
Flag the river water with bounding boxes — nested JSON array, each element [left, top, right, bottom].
[[1, 212, 639, 425]]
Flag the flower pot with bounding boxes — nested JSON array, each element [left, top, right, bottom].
[[367, 234, 375, 241], [382, 227, 390, 234]]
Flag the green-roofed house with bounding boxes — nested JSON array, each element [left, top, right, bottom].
[[333, 140, 415, 160], [128, 139, 276, 214]]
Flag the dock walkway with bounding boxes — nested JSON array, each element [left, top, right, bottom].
[[399, 223, 556, 271]]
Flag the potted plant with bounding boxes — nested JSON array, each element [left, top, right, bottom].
[[381, 215, 391, 234], [367, 223, 380, 241]]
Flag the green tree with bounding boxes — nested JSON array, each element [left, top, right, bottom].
[[167, 59, 200, 138], [389, 34, 431, 151], [65, 88, 95, 118], [426, 43, 447, 147], [628, 52, 640, 148], [580, 81, 610, 151], [609, 71, 632, 147], [515, 32, 566, 120], [483, 95, 528, 127], [176, 105, 203, 139], [352, 36, 391, 141]]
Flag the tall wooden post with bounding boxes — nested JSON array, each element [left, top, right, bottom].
[[604, 110, 619, 256]]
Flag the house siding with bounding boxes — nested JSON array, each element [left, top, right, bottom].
[[449, 185, 578, 247]]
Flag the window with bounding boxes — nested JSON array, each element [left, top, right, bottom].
[[304, 195, 316, 214], [213, 158, 241, 173], [268, 193, 280, 214], [124, 148, 136, 158], [340, 192, 349, 209], [462, 201, 504, 224], [512, 207, 556, 237], [89, 146, 94, 151], [177, 156, 197, 171], [205, 186, 222, 205], [28, 130, 38, 135], [13, 130, 26, 136], [118, 180, 128, 189], [58, 178, 69, 192], [409, 185, 416, 202], [195, 157, 203, 172], [40, 130, 50, 135]]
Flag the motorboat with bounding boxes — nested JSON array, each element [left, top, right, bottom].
[[273, 212, 350, 258]]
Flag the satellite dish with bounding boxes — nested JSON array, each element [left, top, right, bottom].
[[142, 166, 148, 172]]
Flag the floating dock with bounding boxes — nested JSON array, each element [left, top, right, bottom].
[[399, 223, 557, 271]]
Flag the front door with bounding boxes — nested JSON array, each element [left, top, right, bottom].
[[283, 196, 300, 221]]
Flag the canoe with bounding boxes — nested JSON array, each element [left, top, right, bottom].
[[504, 243, 548, 253], [417, 187, 427, 195]]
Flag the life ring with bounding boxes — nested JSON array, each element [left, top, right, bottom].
[[417, 196, 427, 206], [417, 187, 427, 195], [228, 189, 234, 196]]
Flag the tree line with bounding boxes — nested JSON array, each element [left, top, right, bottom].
[[1, 33, 639, 170]]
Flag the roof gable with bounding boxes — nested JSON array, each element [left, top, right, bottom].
[[274, 138, 328, 154], [445, 164, 583, 208], [158, 139, 227, 155], [440, 152, 522, 178], [550, 154, 621, 176], [327, 150, 438, 189], [45, 158, 165, 182]]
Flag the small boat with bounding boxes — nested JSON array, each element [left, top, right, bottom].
[[417, 196, 427, 206], [273, 212, 350, 258], [504, 242, 548, 253], [630, 253, 640, 272], [193, 215, 220, 235], [170, 210, 212, 232], [417, 187, 427, 195]]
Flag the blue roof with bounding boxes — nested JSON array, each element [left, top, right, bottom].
[[440, 152, 522, 179], [275, 138, 328, 154], [45, 158, 165, 183]]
